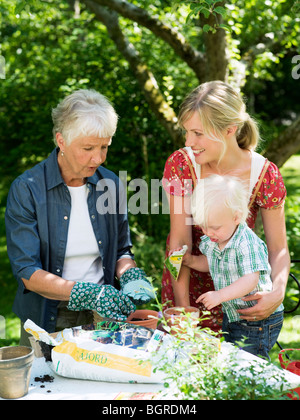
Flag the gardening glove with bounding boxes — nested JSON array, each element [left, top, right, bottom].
[[119, 267, 156, 305], [67, 282, 136, 321]]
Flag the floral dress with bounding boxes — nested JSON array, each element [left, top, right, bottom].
[[161, 149, 287, 332]]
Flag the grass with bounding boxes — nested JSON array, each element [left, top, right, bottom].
[[0, 155, 300, 370], [0, 205, 20, 347]]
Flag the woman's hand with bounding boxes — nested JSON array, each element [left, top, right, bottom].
[[119, 267, 156, 305], [239, 206, 289, 322], [67, 282, 136, 321], [237, 290, 283, 321]]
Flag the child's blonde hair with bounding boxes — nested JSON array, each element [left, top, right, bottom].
[[178, 81, 259, 161], [191, 175, 249, 228]]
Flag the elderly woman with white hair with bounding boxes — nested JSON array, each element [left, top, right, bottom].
[[5, 89, 155, 345]]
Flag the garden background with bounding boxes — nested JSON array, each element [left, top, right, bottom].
[[0, 0, 300, 365]]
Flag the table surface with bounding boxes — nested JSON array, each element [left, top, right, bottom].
[[1, 342, 300, 400], [14, 357, 165, 400]]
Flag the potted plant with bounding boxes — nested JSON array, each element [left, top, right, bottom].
[[163, 306, 199, 336]]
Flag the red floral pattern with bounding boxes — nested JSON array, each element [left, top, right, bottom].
[[161, 150, 287, 332]]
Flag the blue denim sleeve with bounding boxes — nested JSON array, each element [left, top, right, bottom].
[[5, 177, 43, 289], [116, 174, 134, 262]]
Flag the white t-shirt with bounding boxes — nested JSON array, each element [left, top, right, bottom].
[[62, 184, 104, 284]]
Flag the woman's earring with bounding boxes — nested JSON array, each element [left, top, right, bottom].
[[61, 151, 64, 157]]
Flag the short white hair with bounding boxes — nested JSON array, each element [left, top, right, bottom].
[[191, 175, 249, 228], [52, 89, 118, 145]]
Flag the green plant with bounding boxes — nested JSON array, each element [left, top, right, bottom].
[[172, 0, 230, 32], [151, 306, 297, 400]]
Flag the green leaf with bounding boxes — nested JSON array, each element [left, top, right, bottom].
[[14, 0, 27, 15], [213, 6, 227, 17], [186, 10, 196, 23], [203, 24, 212, 32], [201, 7, 211, 19], [219, 23, 232, 33]]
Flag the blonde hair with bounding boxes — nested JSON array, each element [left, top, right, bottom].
[[178, 81, 259, 159], [52, 89, 118, 145], [191, 175, 249, 228]]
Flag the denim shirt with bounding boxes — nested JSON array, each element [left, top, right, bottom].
[[5, 148, 134, 332]]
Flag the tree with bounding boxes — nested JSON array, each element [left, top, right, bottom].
[[1, 0, 299, 186], [78, 0, 300, 167], [1, 0, 299, 283]]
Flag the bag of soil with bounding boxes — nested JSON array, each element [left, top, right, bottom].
[[24, 319, 170, 383]]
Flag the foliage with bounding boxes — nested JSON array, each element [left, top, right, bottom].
[[0, 0, 300, 350], [1, 0, 299, 174], [227, 0, 300, 149], [152, 308, 295, 400], [172, 0, 230, 32]]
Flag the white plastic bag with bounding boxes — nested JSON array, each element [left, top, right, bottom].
[[24, 319, 169, 383]]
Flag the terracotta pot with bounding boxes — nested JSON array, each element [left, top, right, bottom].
[[163, 306, 200, 336], [126, 309, 159, 330]]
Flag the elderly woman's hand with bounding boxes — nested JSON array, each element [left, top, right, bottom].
[[119, 268, 156, 305], [67, 282, 136, 321]]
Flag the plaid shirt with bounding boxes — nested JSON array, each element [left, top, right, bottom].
[[199, 222, 284, 323]]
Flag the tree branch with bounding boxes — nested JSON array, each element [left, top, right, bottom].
[[89, 0, 206, 82], [84, 0, 182, 147], [263, 116, 300, 168]]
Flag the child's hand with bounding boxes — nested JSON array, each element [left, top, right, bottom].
[[168, 247, 182, 257], [168, 246, 194, 268], [196, 291, 222, 310], [182, 251, 193, 267]]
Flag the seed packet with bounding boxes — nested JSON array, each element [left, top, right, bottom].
[[164, 245, 187, 281]]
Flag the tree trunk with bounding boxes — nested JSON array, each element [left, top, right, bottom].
[[263, 116, 300, 168], [199, 2, 228, 81], [85, 1, 183, 147]]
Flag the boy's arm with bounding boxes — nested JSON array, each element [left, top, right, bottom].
[[197, 272, 260, 310], [217, 272, 259, 303]]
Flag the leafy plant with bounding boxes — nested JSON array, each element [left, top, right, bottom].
[[151, 307, 296, 400], [172, 0, 230, 32]]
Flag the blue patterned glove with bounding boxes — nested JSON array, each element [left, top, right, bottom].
[[119, 267, 156, 305], [67, 282, 136, 321]]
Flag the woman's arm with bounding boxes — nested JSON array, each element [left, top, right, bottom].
[[238, 206, 290, 320], [22, 270, 75, 301], [115, 258, 137, 278], [262, 206, 290, 300], [168, 193, 193, 307]]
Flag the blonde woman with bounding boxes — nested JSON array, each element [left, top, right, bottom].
[[162, 81, 289, 332]]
